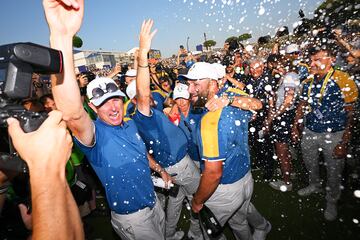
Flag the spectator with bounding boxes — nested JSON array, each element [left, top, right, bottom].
[[284, 44, 309, 82], [243, 57, 276, 180], [266, 72, 301, 191], [292, 46, 358, 221], [124, 69, 137, 85]]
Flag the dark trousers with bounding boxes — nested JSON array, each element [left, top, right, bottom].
[[249, 120, 275, 180]]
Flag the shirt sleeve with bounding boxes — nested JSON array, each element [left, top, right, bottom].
[[73, 122, 100, 166], [133, 108, 159, 131]]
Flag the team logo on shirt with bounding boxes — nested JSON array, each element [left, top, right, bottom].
[[189, 119, 195, 125]]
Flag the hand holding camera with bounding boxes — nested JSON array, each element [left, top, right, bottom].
[[7, 110, 72, 175]]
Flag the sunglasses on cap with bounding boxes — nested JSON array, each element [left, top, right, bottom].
[[91, 82, 119, 100]]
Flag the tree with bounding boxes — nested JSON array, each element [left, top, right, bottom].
[[73, 35, 83, 48], [225, 36, 238, 43], [238, 33, 252, 42], [313, 0, 358, 28], [203, 40, 216, 49]]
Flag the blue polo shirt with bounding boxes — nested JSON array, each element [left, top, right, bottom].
[[217, 80, 249, 99], [297, 63, 309, 82], [74, 118, 155, 214], [124, 91, 166, 119], [151, 90, 166, 112], [301, 69, 358, 133], [183, 107, 205, 162], [197, 107, 252, 184], [133, 108, 189, 168]]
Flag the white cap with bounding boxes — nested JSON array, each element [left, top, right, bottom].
[[212, 63, 226, 79], [173, 83, 190, 100], [126, 80, 137, 100], [179, 62, 218, 80], [125, 69, 137, 77], [87, 77, 125, 106], [285, 44, 300, 54]]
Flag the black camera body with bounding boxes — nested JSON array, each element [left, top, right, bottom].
[[0, 42, 63, 173], [0, 42, 62, 129], [0, 42, 62, 99]]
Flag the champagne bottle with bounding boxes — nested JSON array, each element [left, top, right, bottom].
[[151, 176, 174, 189], [198, 204, 222, 238], [184, 197, 222, 238]]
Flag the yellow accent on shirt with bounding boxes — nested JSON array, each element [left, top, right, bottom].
[[332, 70, 358, 104], [226, 87, 249, 96], [201, 109, 222, 158]]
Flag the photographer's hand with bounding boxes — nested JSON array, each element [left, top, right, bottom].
[[7, 110, 72, 174], [7, 110, 84, 240]]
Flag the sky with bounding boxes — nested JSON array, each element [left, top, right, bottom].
[[0, 0, 323, 57]]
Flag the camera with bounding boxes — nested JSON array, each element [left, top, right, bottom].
[[0, 42, 63, 173]]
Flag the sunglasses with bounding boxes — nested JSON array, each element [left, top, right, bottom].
[[91, 82, 119, 100]]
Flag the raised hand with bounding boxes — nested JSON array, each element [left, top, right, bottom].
[[205, 95, 229, 112], [139, 19, 158, 53], [43, 0, 84, 38]]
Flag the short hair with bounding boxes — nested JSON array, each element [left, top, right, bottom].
[[248, 56, 265, 66], [39, 94, 54, 106], [267, 54, 281, 63], [308, 45, 334, 57]]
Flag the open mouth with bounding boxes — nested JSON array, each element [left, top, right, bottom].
[[109, 111, 119, 120]]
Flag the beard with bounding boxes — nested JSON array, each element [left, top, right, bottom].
[[192, 89, 209, 108], [193, 96, 208, 108]]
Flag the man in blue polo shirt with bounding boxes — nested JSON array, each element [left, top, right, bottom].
[[44, 3, 165, 239], [292, 46, 358, 221], [183, 62, 270, 240], [124, 77, 167, 119], [133, 20, 201, 240]]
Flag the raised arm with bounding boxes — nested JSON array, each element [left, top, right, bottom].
[[205, 95, 262, 112], [43, 0, 94, 145], [136, 19, 157, 116]]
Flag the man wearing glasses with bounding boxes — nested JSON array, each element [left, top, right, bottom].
[[43, 0, 166, 239], [284, 43, 309, 82]]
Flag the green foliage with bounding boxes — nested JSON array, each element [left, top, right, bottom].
[[225, 36, 238, 43], [73, 35, 83, 48], [238, 33, 252, 42], [203, 40, 217, 48], [314, 0, 358, 28]]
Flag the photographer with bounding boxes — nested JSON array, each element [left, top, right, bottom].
[[6, 111, 84, 240]]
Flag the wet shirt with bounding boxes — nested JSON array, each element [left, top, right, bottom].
[[297, 63, 309, 82], [74, 119, 155, 214], [301, 69, 358, 133], [124, 91, 166, 119], [183, 107, 206, 162], [151, 90, 167, 112], [133, 108, 189, 168], [197, 107, 252, 184]]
